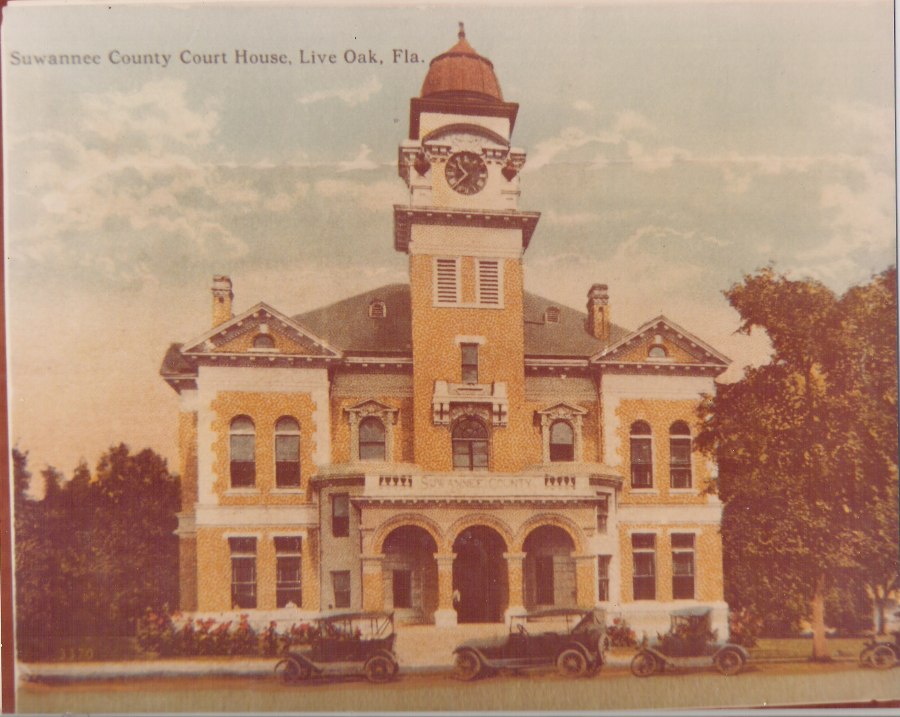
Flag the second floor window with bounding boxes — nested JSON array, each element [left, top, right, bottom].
[[630, 421, 653, 489], [461, 343, 479, 383], [359, 417, 386, 461], [669, 421, 693, 489], [332, 493, 350, 538], [275, 417, 301, 488], [452, 417, 488, 471], [549, 420, 574, 462], [229, 416, 256, 488]]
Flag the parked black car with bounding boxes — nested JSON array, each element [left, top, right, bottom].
[[859, 610, 900, 669], [630, 608, 748, 677], [453, 608, 608, 680], [275, 611, 398, 684]]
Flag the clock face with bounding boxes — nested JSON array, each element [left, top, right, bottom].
[[445, 152, 488, 195]]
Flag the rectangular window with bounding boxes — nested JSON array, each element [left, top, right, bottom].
[[672, 533, 695, 599], [597, 555, 611, 602], [275, 537, 302, 608], [230, 434, 256, 487], [596, 494, 609, 534], [229, 537, 257, 609], [275, 435, 301, 488], [535, 555, 555, 605], [434, 258, 459, 305], [331, 570, 351, 609], [476, 259, 501, 306], [630, 437, 653, 489], [670, 440, 692, 489], [461, 343, 479, 383], [331, 493, 350, 537], [392, 570, 412, 609], [632, 533, 656, 600]]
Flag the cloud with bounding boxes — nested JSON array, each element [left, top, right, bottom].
[[573, 100, 594, 113], [297, 76, 382, 106], [338, 144, 379, 172], [543, 209, 602, 226], [314, 178, 405, 211]]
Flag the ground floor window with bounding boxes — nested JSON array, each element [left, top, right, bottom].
[[275, 536, 302, 608], [632, 533, 656, 600], [331, 570, 351, 609], [597, 555, 611, 601], [672, 533, 695, 599], [392, 569, 412, 608], [229, 537, 257, 609]]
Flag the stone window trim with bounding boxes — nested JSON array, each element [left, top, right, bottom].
[[537, 403, 587, 464], [346, 400, 399, 463]]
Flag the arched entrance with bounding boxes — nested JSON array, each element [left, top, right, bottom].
[[523, 525, 576, 610], [382, 525, 439, 624], [452, 526, 509, 623]]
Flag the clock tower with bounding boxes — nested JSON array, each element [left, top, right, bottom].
[[394, 25, 541, 472]]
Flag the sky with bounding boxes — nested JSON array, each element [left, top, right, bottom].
[[2, 0, 895, 480]]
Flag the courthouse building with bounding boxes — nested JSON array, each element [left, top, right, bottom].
[[161, 28, 731, 635]]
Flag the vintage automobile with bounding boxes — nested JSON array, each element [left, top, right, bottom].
[[274, 611, 399, 684], [630, 607, 749, 677], [453, 608, 609, 680], [859, 609, 900, 669]]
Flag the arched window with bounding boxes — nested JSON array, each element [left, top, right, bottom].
[[452, 417, 488, 471], [648, 345, 667, 359], [549, 420, 574, 462], [253, 333, 275, 349], [669, 421, 693, 489], [275, 416, 301, 488], [630, 420, 653, 489], [359, 417, 386, 461], [230, 416, 256, 488]]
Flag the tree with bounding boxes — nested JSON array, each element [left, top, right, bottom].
[[697, 266, 899, 659]]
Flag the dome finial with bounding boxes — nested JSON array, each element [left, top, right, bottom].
[[458, 21, 465, 40]]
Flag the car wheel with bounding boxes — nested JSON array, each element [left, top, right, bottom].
[[630, 651, 658, 678], [557, 648, 588, 678], [870, 645, 897, 670], [715, 649, 745, 676], [859, 647, 875, 667], [364, 655, 396, 684], [275, 658, 310, 684], [454, 650, 483, 681]]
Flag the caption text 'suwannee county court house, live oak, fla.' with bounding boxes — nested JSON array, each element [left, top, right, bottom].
[[160, 28, 732, 636]]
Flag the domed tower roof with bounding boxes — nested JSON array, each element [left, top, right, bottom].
[[420, 24, 503, 102]]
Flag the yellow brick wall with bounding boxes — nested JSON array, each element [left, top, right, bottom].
[[615, 398, 711, 503], [210, 391, 317, 504], [409, 245, 528, 472], [179, 536, 198, 611], [196, 526, 320, 612], [178, 411, 199, 509], [618, 524, 723, 603]]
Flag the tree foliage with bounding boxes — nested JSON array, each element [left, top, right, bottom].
[[697, 266, 899, 655], [13, 445, 180, 660]]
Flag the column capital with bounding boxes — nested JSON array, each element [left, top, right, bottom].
[[433, 552, 457, 567], [503, 551, 527, 561]]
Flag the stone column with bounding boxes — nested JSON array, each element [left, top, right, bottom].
[[433, 553, 457, 627], [360, 554, 385, 612], [574, 554, 597, 608], [503, 552, 527, 623]]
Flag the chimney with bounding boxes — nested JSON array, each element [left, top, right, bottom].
[[211, 275, 233, 327], [587, 283, 610, 342]]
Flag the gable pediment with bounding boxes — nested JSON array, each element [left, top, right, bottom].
[[182, 303, 340, 358], [591, 316, 730, 368]]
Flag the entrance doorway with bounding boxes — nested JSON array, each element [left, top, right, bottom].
[[523, 525, 576, 610], [452, 526, 509, 623], [382, 525, 438, 624]]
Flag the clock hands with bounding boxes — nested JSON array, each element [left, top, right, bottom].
[[448, 165, 469, 189]]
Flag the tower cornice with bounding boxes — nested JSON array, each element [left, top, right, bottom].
[[393, 205, 540, 254]]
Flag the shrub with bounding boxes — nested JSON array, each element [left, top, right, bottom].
[[607, 617, 637, 647], [728, 607, 763, 648]]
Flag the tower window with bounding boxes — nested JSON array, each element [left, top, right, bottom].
[[275, 416, 301, 488], [549, 420, 574, 462], [461, 343, 479, 383], [476, 259, 501, 306], [332, 493, 350, 538], [434, 257, 460, 305], [359, 417, 386, 461], [229, 416, 256, 488]]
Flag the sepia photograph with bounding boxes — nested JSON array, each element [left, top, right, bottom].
[[2, 0, 897, 712]]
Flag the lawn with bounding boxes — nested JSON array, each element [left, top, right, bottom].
[[750, 637, 867, 661]]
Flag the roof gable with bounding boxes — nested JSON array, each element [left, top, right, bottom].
[[591, 315, 730, 367], [182, 303, 340, 358]]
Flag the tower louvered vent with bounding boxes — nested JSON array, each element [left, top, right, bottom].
[[435, 258, 459, 304], [477, 260, 500, 305]]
